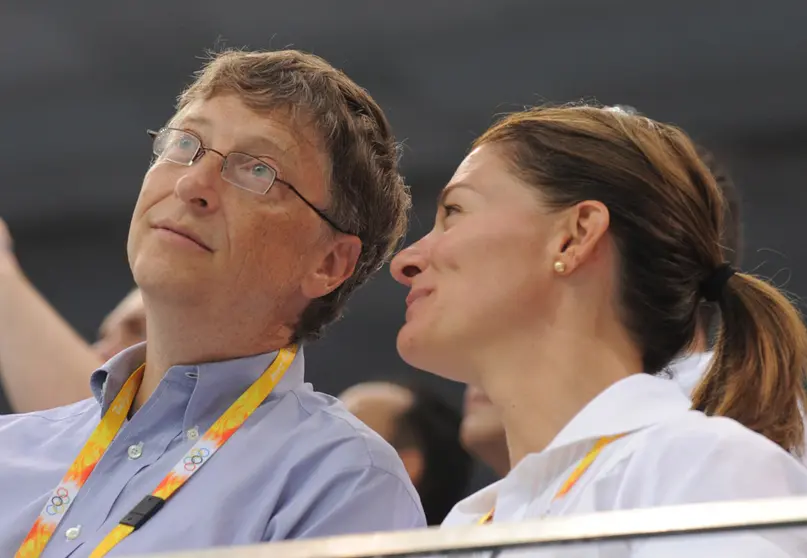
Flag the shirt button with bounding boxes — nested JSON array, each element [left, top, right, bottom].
[[65, 525, 81, 540], [187, 428, 199, 440], [127, 442, 144, 460]]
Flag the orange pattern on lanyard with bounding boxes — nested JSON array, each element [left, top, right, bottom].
[[477, 433, 626, 525], [16, 345, 298, 558]]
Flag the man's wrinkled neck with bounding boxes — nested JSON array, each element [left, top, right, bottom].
[[131, 297, 294, 413]]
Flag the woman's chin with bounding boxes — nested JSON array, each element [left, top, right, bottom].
[[396, 322, 424, 368]]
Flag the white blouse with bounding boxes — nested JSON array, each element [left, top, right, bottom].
[[672, 351, 807, 463], [443, 373, 807, 557]]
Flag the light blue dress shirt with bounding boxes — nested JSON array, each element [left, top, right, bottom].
[[0, 343, 425, 557]]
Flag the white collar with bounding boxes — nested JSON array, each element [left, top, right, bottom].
[[546, 373, 692, 451], [669, 351, 714, 397], [445, 374, 694, 525]]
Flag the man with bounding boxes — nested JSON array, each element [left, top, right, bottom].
[[0, 49, 423, 557], [340, 380, 473, 525]]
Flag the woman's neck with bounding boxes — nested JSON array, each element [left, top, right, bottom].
[[476, 326, 643, 469]]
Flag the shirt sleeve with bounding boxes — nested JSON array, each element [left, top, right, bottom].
[[264, 464, 426, 540], [622, 418, 807, 557]]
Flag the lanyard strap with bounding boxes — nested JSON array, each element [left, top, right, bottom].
[[477, 433, 626, 525], [16, 345, 298, 558]]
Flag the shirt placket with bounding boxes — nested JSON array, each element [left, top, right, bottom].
[[41, 380, 189, 558]]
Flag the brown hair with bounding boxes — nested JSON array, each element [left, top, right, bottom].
[[175, 49, 411, 341], [694, 146, 742, 338], [474, 104, 807, 453], [609, 106, 744, 339]]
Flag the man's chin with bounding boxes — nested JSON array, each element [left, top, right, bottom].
[[134, 271, 213, 305]]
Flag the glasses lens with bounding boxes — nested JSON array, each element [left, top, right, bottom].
[[223, 153, 277, 194], [153, 129, 200, 165]]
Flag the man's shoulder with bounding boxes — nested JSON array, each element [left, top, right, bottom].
[[0, 397, 97, 427], [0, 398, 99, 459], [247, 386, 426, 539], [259, 385, 411, 476]]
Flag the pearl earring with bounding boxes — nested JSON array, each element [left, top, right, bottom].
[[554, 261, 566, 273]]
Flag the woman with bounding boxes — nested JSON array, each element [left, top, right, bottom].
[[391, 105, 807, 556]]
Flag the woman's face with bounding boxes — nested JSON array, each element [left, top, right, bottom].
[[390, 144, 568, 382]]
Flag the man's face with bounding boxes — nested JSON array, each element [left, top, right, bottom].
[[127, 94, 359, 330]]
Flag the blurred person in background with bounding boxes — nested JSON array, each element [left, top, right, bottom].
[[391, 104, 807, 556], [459, 385, 510, 478], [92, 288, 146, 363], [0, 49, 425, 558], [458, 112, 752, 477], [0, 218, 106, 411], [0, 218, 147, 412], [340, 380, 473, 525]]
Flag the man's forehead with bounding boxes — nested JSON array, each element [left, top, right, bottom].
[[171, 97, 315, 159]]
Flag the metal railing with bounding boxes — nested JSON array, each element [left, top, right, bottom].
[[133, 496, 807, 557]]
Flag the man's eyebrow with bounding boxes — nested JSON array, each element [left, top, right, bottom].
[[175, 116, 291, 160]]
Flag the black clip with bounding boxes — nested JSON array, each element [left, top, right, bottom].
[[120, 495, 165, 530]]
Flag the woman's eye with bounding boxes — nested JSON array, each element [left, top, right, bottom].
[[442, 204, 461, 216]]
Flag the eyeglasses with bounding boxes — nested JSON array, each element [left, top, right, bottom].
[[147, 127, 349, 234]]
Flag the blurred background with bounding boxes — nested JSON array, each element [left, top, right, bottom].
[[1, 0, 806, 484]]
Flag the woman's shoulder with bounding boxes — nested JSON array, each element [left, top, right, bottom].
[[617, 411, 807, 507]]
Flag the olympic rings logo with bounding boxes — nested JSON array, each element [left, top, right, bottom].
[[46, 487, 70, 516], [183, 447, 211, 471]]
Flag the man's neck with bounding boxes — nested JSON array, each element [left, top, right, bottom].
[[131, 301, 293, 413]]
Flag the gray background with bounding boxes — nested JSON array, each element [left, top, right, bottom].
[[1, 2, 805, 485]]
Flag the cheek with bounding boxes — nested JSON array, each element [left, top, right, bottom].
[[137, 166, 171, 210], [224, 205, 316, 292], [398, 223, 549, 376], [432, 225, 548, 308], [127, 176, 165, 260], [133, 170, 173, 224]]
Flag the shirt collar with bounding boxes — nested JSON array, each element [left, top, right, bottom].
[[446, 373, 698, 525], [90, 342, 148, 412], [670, 350, 714, 397], [493, 374, 693, 520], [544, 373, 693, 452], [90, 343, 306, 428]]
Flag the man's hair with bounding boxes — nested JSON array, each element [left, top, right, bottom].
[[177, 49, 411, 341], [388, 381, 473, 525]]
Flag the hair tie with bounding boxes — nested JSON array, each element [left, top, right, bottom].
[[700, 263, 736, 302]]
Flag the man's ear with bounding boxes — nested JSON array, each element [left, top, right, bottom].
[[301, 235, 362, 299]]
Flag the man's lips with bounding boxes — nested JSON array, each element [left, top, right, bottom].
[[152, 223, 212, 252]]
